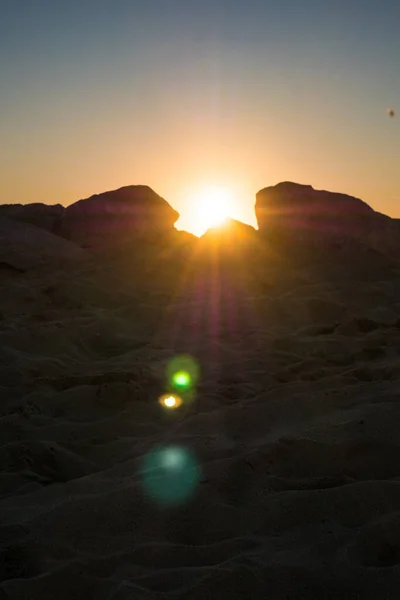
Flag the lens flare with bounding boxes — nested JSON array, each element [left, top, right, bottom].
[[172, 370, 191, 389], [167, 355, 200, 392], [158, 394, 182, 409], [139, 445, 201, 507]]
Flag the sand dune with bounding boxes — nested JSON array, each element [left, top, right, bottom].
[[1, 189, 400, 598]]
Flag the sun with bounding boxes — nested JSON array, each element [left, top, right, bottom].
[[184, 185, 232, 236]]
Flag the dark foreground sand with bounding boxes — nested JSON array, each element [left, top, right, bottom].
[[1, 221, 400, 599]]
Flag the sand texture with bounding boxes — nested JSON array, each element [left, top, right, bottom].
[[1, 211, 400, 599]]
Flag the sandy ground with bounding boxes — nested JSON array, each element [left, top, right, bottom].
[[1, 223, 400, 599]]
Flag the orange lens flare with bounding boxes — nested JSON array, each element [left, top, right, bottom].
[[158, 394, 183, 409]]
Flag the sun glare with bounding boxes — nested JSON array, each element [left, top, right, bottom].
[[185, 185, 233, 236]]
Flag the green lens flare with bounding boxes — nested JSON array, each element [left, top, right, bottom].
[[172, 370, 191, 389], [167, 355, 200, 393]]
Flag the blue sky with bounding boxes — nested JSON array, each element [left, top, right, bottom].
[[0, 0, 399, 232]]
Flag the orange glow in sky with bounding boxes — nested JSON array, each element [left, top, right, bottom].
[[1, 2, 399, 231], [176, 184, 236, 236]]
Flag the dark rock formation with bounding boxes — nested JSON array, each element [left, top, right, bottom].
[[255, 182, 400, 280], [201, 218, 258, 247], [0, 203, 64, 234], [255, 182, 400, 261], [196, 217, 295, 288], [0, 217, 83, 271], [198, 218, 266, 269], [56, 185, 179, 247], [255, 182, 375, 242]]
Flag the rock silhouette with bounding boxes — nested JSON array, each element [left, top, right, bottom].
[[56, 185, 179, 247], [0, 216, 83, 271], [255, 181, 400, 265], [0, 203, 64, 234]]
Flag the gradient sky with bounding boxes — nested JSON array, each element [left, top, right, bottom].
[[1, 0, 399, 234]]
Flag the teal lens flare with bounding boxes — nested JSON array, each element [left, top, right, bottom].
[[139, 445, 201, 507]]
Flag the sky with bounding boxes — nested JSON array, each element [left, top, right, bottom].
[[0, 0, 399, 235]]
